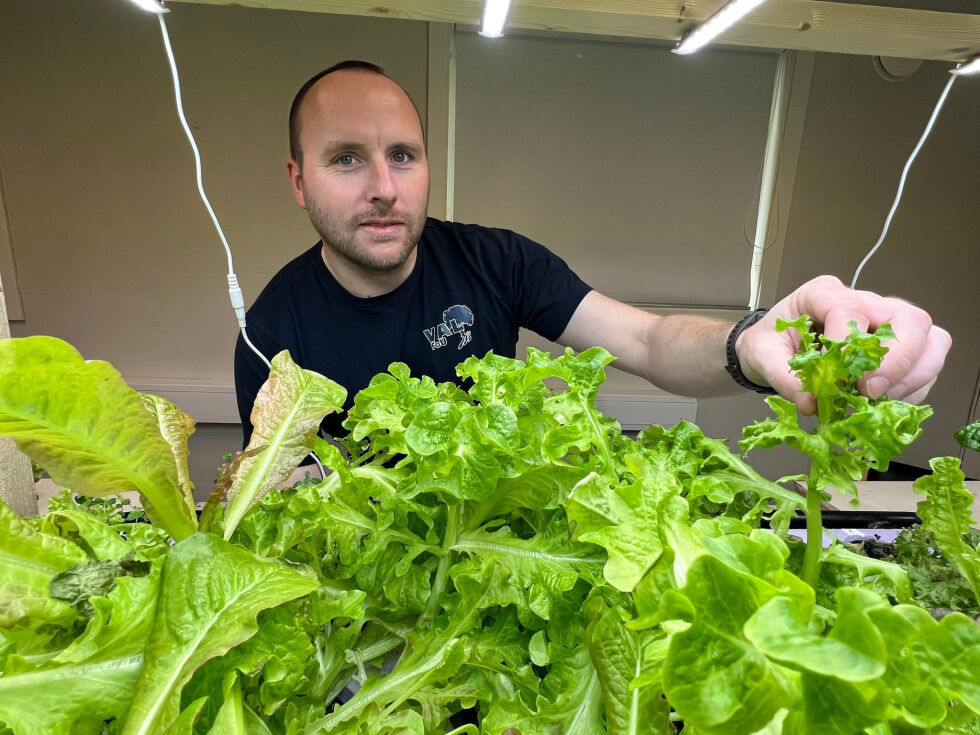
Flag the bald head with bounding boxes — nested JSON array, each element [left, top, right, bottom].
[[288, 61, 424, 164]]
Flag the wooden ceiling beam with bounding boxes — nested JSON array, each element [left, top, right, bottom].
[[169, 0, 980, 62]]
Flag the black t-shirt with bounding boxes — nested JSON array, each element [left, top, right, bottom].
[[234, 218, 593, 445]]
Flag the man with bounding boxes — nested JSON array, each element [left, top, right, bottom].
[[234, 60, 951, 459]]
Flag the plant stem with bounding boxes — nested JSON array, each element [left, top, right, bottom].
[[357, 631, 405, 661], [422, 503, 461, 621], [354, 446, 383, 467], [802, 475, 824, 589]]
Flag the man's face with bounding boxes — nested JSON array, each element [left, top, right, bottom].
[[287, 70, 429, 275]]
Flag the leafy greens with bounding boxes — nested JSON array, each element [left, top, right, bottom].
[[0, 324, 977, 734]]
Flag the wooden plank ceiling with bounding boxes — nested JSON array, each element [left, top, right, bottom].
[[170, 0, 980, 62]]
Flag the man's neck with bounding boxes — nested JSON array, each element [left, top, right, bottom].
[[319, 244, 417, 299]]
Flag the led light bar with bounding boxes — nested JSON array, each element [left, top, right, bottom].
[[951, 56, 980, 76], [127, 0, 168, 13], [674, 0, 769, 55], [480, 0, 513, 38]]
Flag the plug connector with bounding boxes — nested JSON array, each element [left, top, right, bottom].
[[227, 273, 247, 328]]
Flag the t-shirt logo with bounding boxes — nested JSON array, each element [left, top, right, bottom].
[[424, 304, 475, 351]]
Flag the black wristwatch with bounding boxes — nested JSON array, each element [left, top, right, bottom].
[[725, 308, 778, 395]]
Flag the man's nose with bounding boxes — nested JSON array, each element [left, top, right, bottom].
[[366, 158, 397, 205]]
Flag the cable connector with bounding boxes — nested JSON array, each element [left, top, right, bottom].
[[227, 273, 247, 328], [951, 55, 980, 76]]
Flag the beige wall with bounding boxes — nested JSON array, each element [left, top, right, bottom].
[[453, 31, 778, 307], [2, 1, 977, 492]]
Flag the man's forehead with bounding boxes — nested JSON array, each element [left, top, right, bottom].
[[307, 72, 408, 115], [299, 69, 422, 133], [300, 70, 425, 142]]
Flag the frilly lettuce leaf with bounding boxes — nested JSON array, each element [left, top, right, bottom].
[[452, 515, 602, 620], [567, 457, 691, 592], [914, 456, 980, 609], [741, 320, 931, 502], [956, 421, 980, 452]]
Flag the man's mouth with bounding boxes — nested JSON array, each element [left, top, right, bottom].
[[358, 219, 404, 236]]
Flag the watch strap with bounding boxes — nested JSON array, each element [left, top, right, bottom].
[[725, 308, 778, 395]]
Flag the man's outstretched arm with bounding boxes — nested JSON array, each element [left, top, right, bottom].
[[557, 275, 951, 413]]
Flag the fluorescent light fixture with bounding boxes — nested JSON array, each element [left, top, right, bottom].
[[951, 56, 980, 76], [127, 0, 169, 13], [673, 0, 769, 55], [480, 0, 513, 38]]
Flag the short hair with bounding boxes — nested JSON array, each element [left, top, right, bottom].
[[288, 60, 421, 163]]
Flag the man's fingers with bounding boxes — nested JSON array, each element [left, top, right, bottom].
[[873, 327, 950, 402], [899, 378, 938, 406], [864, 312, 938, 393], [744, 275, 950, 412], [786, 276, 867, 341], [792, 392, 818, 417], [761, 355, 816, 415], [762, 354, 818, 415], [821, 299, 871, 343], [788, 275, 944, 401]]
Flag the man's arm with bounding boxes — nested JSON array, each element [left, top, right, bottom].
[[558, 275, 951, 413], [557, 290, 735, 397]]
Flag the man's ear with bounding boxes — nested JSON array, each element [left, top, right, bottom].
[[286, 158, 307, 209]]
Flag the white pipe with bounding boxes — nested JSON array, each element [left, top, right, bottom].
[[749, 50, 795, 309]]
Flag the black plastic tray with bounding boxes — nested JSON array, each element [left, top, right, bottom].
[[778, 510, 920, 530]]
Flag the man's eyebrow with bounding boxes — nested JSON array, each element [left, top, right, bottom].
[[391, 140, 424, 152], [318, 141, 365, 159]]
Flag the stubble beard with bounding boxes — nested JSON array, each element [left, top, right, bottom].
[[305, 195, 427, 274]]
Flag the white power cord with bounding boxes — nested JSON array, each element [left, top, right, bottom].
[[155, 14, 262, 359], [154, 10, 325, 478], [850, 68, 960, 289]]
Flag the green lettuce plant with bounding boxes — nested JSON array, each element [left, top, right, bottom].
[[739, 316, 933, 587], [0, 326, 977, 735], [955, 422, 980, 452]]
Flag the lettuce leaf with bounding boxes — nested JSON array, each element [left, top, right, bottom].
[[121, 533, 318, 734], [0, 562, 163, 733], [914, 456, 980, 609], [0, 336, 196, 540], [0, 501, 87, 629], [222, 350, 346, 538]]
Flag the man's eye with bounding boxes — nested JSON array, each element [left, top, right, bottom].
[[391, 151, 412, 164], [336, 154, 356, 166]]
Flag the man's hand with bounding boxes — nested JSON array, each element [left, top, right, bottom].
[[736, 275, 951, 414]]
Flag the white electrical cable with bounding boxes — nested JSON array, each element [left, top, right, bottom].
[[155, 14, 260, 340], [850, 69, 959, 289], [156, 16, 232, 275], [154, 10, 326, 479]]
